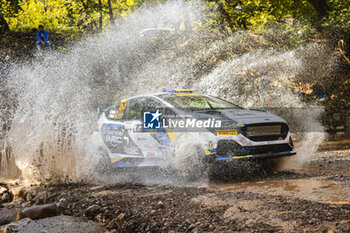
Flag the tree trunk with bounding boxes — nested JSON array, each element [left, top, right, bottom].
[[208, 0, 234, 32], [0, 14, 10, 32], [307, 0, 330, 18], [107, 0, 114, 24], [98, 0, 103, 31]]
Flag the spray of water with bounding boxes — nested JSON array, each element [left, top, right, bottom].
[[0, 0, 338, 184], [2, 1, 202, 183], [197, 44, 331, 169]]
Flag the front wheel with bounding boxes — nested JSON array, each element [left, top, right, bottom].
[[173, 138, 208, 181], [95, 149, 112, 174]]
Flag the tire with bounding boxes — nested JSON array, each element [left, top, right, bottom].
[[95, 149, 113, 174], [173, 137, 208, 181], [208, 161, 242, 181]]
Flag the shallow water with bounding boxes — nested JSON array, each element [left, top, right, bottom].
[[211, 178, 350, 204]]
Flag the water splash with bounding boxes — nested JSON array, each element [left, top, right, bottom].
[[3, 1, 200, 183], [197, 44, 330, 169], [0, 1, 338, 184]]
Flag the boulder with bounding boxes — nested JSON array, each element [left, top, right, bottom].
[[1, 215, 103, 233], [0, 208, 18, 225], [13, 203, 58, 221], [1, 218, 32, 233]]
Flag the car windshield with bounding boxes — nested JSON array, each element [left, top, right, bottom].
[[159, 94, 241, 110]]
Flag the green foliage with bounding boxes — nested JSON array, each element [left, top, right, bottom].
[[1, 0, 350, 39], [8, 0, 78, 31], [1, 0, 21, 16], [4, 0, 143, 34], [326, 0, 350, 32]]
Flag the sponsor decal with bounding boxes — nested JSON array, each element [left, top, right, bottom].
[[163, 118, 221, 128], [147, 152, 155, 157], [143, 110, 162, 129], [105, 134, 124, 144], [143, 109, 223, 131], [217, 129, 237, 136], [112, 99, 128, 119], [144, 144, 153, 149]]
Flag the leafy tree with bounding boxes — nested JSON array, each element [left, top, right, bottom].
[[4, 0, 144, 33], [1, 0, 20, 32]]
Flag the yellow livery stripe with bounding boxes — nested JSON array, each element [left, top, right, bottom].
[[175, 93, 198, 96], [166, 129, 179, 144], [111, 158, 124, 163]]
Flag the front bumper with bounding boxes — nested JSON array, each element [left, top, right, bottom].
[[205, 150, 296, 163]]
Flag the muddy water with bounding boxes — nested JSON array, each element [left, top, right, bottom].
[[211, 178, 350, 204]]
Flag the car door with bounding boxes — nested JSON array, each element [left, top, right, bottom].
[[124, 97, 168, 158], [100, 101, 129, 155]]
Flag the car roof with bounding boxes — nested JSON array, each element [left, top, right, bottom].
[[123, 90, 204, 101]]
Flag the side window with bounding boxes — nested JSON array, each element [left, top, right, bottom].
[[127, 98, 144, 120], [105, 100, 127, 121], [163, 107, 176, 117], [143, 97, 164, 112], [126, 97, 164, 120]]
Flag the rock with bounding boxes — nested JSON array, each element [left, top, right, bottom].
[[188, 224, 196, 230], [1, 218, 32, 233], [84, 204, 101, 216], [10, 187, 27, 201], [105, 230, 117, 233], [157, 201, 164, 209], [185, 219, 192, 225], [0, 185, 8, 195], [101, 212, 125, 229], [25, 189, 37, 202], [31, 192, 48, 205], [115, 213, 125, 221], [106, 219, 116, 229], [13, 203, 58, 221], [57, 198, 67, 209], [3, 215, 103, 233], [1, 193, 13, 203], [0, 208, 18, 225]]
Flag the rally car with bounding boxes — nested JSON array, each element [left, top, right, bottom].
[[92, 89, 296, 170]]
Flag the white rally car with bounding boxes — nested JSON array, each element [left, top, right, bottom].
[[92, 89, 295, 170]]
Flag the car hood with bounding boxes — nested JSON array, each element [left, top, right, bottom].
[[189, 108, 285, 125]]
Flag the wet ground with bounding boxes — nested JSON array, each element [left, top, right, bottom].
[[1, 150, 350, 232]]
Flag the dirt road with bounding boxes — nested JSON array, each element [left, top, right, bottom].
[[1, 150, 350, 232]]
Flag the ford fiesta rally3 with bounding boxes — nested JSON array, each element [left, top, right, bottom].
[[92, 89, 296, 172]]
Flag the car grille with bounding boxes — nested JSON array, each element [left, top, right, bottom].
[[216, 140, 292, 157], [240, 123, 289, 141]]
